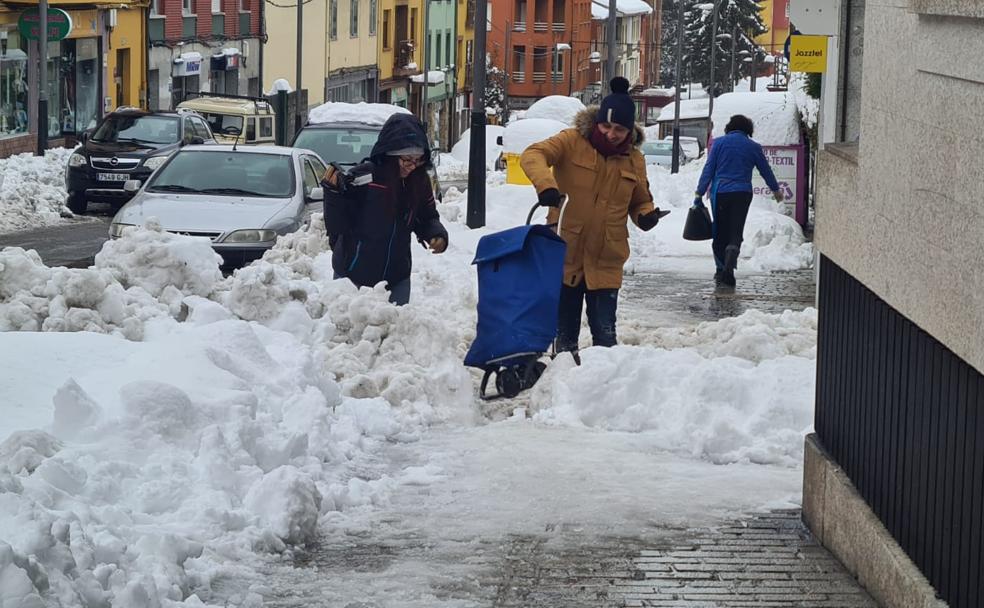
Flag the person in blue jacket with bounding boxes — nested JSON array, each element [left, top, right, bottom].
[[321, 113, 448, 305], [695, 114, 784, 288]]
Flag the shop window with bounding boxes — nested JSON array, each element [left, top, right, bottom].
[[0, 31, 29, 139]]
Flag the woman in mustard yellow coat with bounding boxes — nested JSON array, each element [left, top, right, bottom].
[[520, 77, 667, 355]]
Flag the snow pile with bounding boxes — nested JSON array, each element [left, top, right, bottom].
[[524, 96, 586, 126], [532, 308, 817, 467], [266, 78, 293, 94], [410, 70, 446, 84], [788, 73, 820, 129], [307, 102, 411, 126], [622, 160, 813, 272], [0, 148, 74, 234], [711, 91, 801, 146], [501, 118, 569, 154], [658, 97, 710, 122], [448, 125, 505, 169]]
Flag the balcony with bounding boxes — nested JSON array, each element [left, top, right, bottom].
[[512, 71, 525, 83], [533, 21, 548, 32], [552, 72, 563, 82], [513, 21, 526, 31], [552, 22, 565, 32], [532, 71, 546, 83], [393, 40, 419, 76]]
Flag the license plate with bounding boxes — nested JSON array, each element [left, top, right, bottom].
[[97, 173, 129, 181]]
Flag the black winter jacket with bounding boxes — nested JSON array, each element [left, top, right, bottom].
[[323, 114, 448, 288]]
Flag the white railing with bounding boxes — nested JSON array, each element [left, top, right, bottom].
[[513, 22, 526, 31], [552, 22, 565, 31], [533, 21, 548, 32], [512, 71, 526, 82], [532, 71, 546, 82]]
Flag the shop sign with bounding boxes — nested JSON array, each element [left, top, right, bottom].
[[751, 145, 808, 225], [789, 35, 828, 73], [18, 7, 73, 42], [174, 54, 203, 77]]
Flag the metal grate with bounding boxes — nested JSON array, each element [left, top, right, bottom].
[[168, 230, 222, 241], [815, 255, 984, 608]]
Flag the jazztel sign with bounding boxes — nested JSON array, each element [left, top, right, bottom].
[[18, 8, 73, 42], [789, 35, 828, 73]]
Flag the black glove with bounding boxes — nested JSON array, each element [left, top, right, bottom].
[[537, 188, 564, 208], [637, 208, 670, 232]]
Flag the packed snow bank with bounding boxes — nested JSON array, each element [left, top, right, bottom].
[[448, 125, 505, 169], [532, 308, 817, 467], [307, 102, 410, 126], [524, 96, 586, 126], [501, 118, 569, 154], [711, 91, 801, 146], [0, 148, 75, 234]]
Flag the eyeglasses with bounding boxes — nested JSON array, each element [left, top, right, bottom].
[[398, 154, 425, 167]]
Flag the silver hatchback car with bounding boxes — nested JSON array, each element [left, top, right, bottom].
[[110, 145, 327, 266]]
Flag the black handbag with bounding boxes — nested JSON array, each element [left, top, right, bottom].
[[682, 203, 713, 241]]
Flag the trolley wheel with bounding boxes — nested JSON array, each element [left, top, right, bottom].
[[495, 367, 523, 398]]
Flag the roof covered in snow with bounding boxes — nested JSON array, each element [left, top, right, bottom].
[[710, 91, 801, 146], [591, 0, 653, 19], [307, 102, 411, 126], [658, 98, 711, 122]]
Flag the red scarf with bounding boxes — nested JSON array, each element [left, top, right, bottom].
[[589, 124, 632, 157]]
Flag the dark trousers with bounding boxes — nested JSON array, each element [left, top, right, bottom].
[[711, 191, 753, 271], [556, 281, 619, 353]]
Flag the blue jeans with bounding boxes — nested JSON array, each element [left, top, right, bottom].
[[335, 273, 411, 306], [555, 280, 618, 353]]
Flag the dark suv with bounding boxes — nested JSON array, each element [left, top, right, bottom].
[[65, 108, 216, 214]]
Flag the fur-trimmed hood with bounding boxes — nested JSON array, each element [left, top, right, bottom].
[[573, 106, 645, 148]]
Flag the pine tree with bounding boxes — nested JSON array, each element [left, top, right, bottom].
[[684, 0, 767, 95], [658, 0, 680, 87], [484, 54, 508, 124]]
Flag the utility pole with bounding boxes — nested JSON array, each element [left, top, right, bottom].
[[37, 0, 49, 156], [670, 0, 683, 174], [504, 21, 511, 117], [423, 0, 430, 142], [295, 0, 302, 97], [605, 0, 617, 85], [466, 0, 487, 228], [749, 45, 758, 91], [706, 0, 719, 144]]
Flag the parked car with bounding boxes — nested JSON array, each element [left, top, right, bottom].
[[661, 135, 702, 161], [291, 102, 443, 199], [65, 108, 216, 214], [177, 93, 276, 145], [642, 140, 688, 168], [109, 145, 327, 267]]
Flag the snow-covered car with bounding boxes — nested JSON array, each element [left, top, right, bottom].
[[661, 135, 702, 160], [642, 141, 687, 168], [65, 108, 217, 214], [109, 145, 327, 267], [290, 101, 443, 199]]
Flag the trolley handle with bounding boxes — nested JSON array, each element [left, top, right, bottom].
[[525, 194, 570, 235]]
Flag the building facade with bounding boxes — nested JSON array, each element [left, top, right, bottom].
[[376, 0, 423, 109], [588, 0, 653, 102], [488, 0, 595, 110], [803, 0, 984, 607], [418, 0, 453, 148], [0, 0, 145, 156], [754, 0, 788, 57], [452, 0, 474, 141], [147, 0, 263, 111]]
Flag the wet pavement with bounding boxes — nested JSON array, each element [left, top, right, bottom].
[[0, 214, 111, 268]]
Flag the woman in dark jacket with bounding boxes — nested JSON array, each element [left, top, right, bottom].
[[321, 113, 449, 305]]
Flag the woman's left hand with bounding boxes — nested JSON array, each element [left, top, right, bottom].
[[428, 237, 448, 254]]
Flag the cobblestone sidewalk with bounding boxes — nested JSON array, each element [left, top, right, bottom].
[[491, 511, 875, 608]]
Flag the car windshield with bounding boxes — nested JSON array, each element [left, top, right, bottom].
[[642, 142, 674, 156], [91, 115, 180, 145], [200, 113, 245, 137], [293, 127, 380, 165], [147, 151, 295, 198]]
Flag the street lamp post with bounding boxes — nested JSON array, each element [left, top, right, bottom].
[[706, 0, 720, 146], [670, 0, 684, 174], [37, 0, 49, 156], [466, 0, 488, 228], [569, 51, 601, 97]]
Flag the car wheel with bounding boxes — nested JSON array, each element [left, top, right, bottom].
[[66, 193, 88, 215]]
